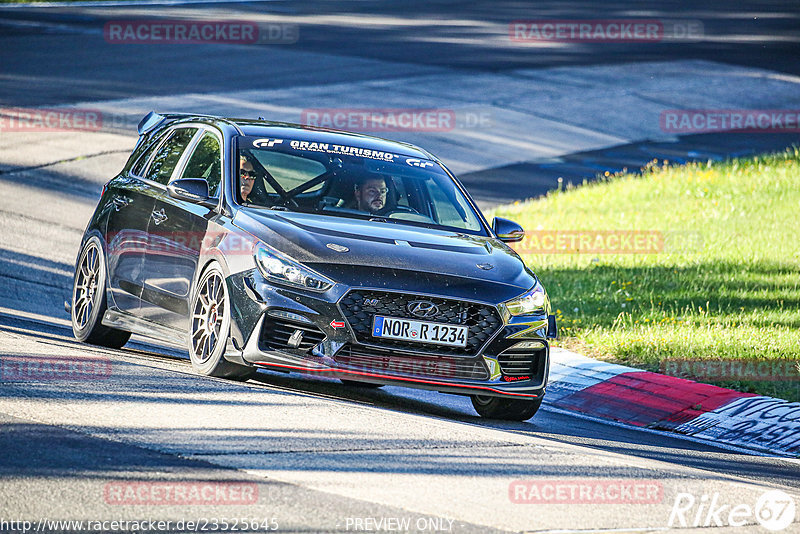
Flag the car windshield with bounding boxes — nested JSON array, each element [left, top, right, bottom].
[[236, 136, 486, 234]]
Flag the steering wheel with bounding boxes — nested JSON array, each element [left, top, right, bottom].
[[382, 206, 437, 224], [382, 205, 420, 216], [264, 193, 299, 209], [256, 166, 299, 208]]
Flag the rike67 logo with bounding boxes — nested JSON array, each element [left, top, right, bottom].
[[669, 489, 796, 531]]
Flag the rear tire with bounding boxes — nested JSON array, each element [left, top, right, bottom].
[[189, 263, 256, 381], [471, 394, 542, 421], [71, 236, 131, 349]]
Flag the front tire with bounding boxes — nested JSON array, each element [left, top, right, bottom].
[[471, 394, 542, 421], [71, 236, 131, 348], [189, 263, 256, 381]]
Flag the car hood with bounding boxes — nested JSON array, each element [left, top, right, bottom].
[[233, 209, 536, 293]]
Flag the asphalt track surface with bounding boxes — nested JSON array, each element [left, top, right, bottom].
[[1, 1, 799, 532]]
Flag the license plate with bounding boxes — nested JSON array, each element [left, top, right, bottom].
[[372, 315, 468, 347]]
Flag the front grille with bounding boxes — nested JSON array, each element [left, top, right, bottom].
[[339, 290, 502, 356], [335, 344, 489, 381], [259, 316, 326, 354]]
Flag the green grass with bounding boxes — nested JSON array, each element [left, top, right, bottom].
[[488, 147, 800, 402]]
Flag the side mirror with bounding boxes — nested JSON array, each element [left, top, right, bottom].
[[492, 217, 525, 242], [167, 178, 216, 209]]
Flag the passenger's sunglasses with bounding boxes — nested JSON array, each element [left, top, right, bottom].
[[240, 169, 257, 180]]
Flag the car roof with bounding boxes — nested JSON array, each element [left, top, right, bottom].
[[157, 113, 436, 161]]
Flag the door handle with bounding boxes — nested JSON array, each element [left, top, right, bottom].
[[151, 208, 168, 225], [112, 195, 132, 211]]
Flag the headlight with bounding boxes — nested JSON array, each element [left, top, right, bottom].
[[504, 282, 547, 316], [255, 244, 334, 292]]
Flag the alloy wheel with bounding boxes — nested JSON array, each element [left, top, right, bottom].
[[73, 242, 101, 330], [191, 271, 226, 363]]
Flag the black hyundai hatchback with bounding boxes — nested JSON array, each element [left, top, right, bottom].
[[70, 112, 556, 420]]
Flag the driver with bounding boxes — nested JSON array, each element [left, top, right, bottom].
[[354, 175, 388, 214], [239, 155, 257, 203]]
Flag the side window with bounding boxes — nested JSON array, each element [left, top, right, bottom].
[[179, 131, 222, 197], [130, 131, 168, 177], [144, 128, 198, 185], [131, 147, 151, 176]]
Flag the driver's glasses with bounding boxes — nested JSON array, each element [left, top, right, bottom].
[[364, 187, 388, 196], [240, 169, 257, 181]]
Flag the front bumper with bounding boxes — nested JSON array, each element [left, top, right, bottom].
[[225, 270, 553, 399]]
